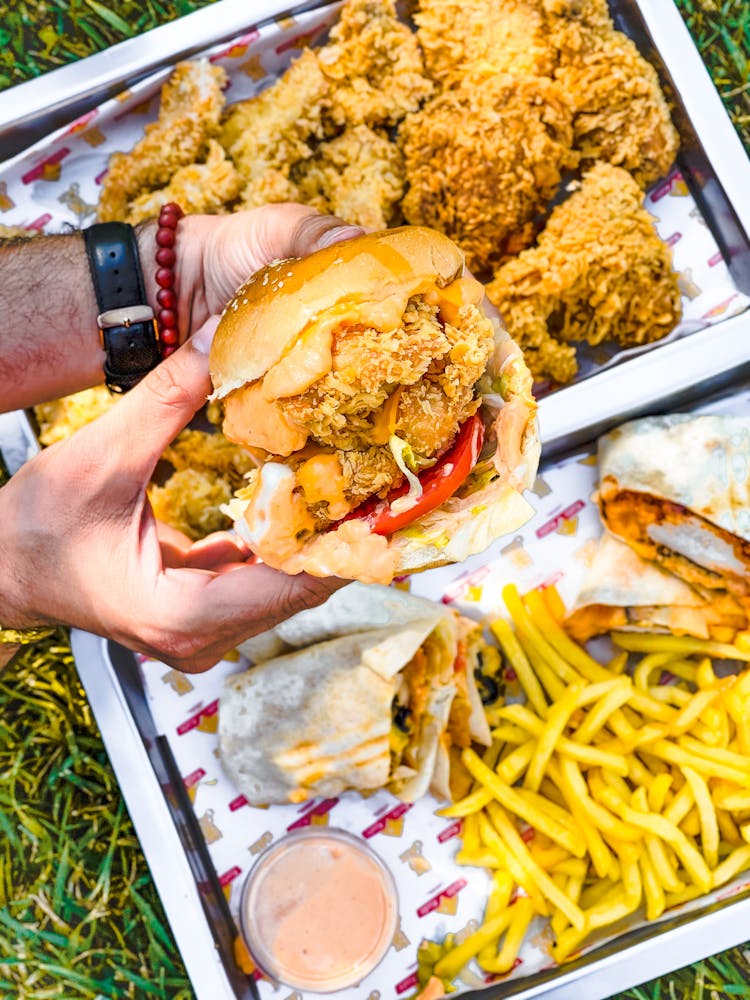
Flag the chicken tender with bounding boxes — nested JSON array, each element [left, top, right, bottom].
[[400, 74, 577, 275], [416, 0, 556, 86], [485, 162, 682, 385], [294, 125, 405, 230], [220, 48, 330, 209], [98, 60, 227, 222], [127, 141, 242, 224], [318, 0, 432, 127], [544, 0, 679, 188]]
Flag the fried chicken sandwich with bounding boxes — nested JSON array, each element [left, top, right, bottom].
[[211, 227, 539, 583]]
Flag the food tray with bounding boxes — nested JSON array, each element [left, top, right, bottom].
[[0, 0, 332, 161], [7, 376, 750, 1000]]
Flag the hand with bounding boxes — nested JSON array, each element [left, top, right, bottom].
[[160, 204, 365, 342], [1, 205, 362, 670], [0, 324, 344, 672]]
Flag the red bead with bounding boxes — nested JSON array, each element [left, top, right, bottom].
[[156, 228, 175, 248], [156, 267, 175, 288], [160, 326, 179, 345], [162, 203, 183, 219], [159, 212, 179, 231], [156, 287, 177, 309], [162, 344, 177, 357], [156, 246, 176, 267], [158, 308, 177, 328]]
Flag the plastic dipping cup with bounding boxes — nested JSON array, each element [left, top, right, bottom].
[[240, 827, 398, 992]]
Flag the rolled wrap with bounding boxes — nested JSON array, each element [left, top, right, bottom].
[[222, 585, 491, 806]]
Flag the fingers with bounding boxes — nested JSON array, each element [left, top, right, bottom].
[[204, 205, 365, 310], [183, 531, 252, 571], [150, 564, 347, 672], [90, 318, 218, 483]]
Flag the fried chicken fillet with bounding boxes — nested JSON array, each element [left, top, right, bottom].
[[544, 0, 679, 188], [98, 60, 228, 222], [416, 0, 556, 85], [485, 162, 682, 384], [225, 293, 495, 514], [400, 74, 577, 275]]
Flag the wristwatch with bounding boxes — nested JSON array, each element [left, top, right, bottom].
[[84, 221, 161, 393]]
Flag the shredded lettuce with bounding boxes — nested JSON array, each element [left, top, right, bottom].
[[389, 434, 423, 514]]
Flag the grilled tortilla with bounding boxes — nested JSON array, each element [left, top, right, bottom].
[[565, 532, 746, 642]]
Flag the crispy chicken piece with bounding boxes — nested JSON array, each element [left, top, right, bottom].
[[485, 162, 682, 385], [279, 296, 494, 503], [318, 0, 432, 127], [416, 0, 556, 86], [295, 125, 405, 232], [220, 48, 330, 208], [127, 140, 242, 223], [98, 60, 227, 222], [400, 74, 577, 275], [222, 0, 428, 214], [543, 0, 679, 188]]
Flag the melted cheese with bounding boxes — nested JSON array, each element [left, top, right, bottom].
[[297, 453, 351, 519]]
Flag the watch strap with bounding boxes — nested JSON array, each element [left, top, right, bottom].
[[84, 221, 161, 393]]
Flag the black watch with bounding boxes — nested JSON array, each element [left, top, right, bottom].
[[84, 221, 161, 393]]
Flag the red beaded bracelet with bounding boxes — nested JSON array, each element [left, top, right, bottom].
[[154, 202, 183, 357]]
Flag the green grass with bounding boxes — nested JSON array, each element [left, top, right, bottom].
[[2, 1, 750, 997], [4, 633, 193, 997], [0, 0, 217, 90]]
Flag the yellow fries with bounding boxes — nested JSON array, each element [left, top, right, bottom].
[[432, 584, 750, 993]]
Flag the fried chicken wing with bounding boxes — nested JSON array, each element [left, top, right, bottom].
[[544, 0, 679, 188], [416, 0, 556, 86], [98, 60, 227, 222], [400, 74, 577, 275], [294, 125, 405, 230], [485, 162, 682, 384]]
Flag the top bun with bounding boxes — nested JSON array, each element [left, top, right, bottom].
[[209, 226, 464, 399]]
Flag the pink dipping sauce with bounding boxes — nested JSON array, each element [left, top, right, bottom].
[[241, 828, 398, 992]]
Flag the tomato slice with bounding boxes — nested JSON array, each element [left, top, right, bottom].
[[342, 413, 485, 536]]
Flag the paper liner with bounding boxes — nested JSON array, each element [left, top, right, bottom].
[[3, 5, 750, 996]]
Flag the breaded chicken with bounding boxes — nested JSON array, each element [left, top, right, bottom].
[[295, 125, 405, 232], [485, 162, 682, 385], [127, 140, 242, 223], [400, 74, 577, 275], [220, 48, 330, 209], [278, 296, 495, 505], [416, 0, 556, 86], [98, 60, 227, 222], [222, 0, 428, 216], [318, 0, 432, 126], [544, 0, 679, 188]]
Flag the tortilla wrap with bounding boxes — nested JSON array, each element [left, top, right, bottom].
[[565, 532, 746, 641], [596, 415, 750, 607], [223, 585, 492, 805]]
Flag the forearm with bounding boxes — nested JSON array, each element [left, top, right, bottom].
[[0, 219, 210, 412]]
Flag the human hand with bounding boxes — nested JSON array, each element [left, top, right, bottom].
[[0, 323, 344, 671], [148, 203, 365, 342]]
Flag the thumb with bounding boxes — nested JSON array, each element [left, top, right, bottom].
[[96, 316, 219, 481]]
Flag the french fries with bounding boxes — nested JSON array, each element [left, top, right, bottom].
[[428, 581, 750, 989]]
